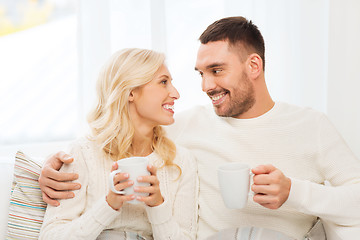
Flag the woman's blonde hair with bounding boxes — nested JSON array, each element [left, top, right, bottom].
[[87, 48, 178, 171]]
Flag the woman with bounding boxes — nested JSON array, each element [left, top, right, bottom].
[[39, 48, 198, 240]]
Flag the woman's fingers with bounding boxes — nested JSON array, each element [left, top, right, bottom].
[[136, 190, 163, 207], [137, 175, 159, 185], [114, 179, 134, 192], [134, 165, 159, 193], [111, 162, 118, 172], [111, 172, 134, 193], [112, 172, 129, 184], [147, 164, 157, 176], [134, 185, 156, 194], [134, 165, 163, 207], [135, 174, 159, 195], [106, 190, 135, 211]]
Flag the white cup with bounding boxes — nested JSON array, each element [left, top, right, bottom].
[[217, 162, 253, 209], [109, 156, 150, 204]]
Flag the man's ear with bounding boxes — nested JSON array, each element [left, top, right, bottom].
[[246, 54, 263, 79]]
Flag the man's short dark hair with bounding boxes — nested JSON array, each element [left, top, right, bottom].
[[199, 16, 265, 70]]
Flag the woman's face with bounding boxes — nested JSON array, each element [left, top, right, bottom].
[[130, 64, 180, 128]]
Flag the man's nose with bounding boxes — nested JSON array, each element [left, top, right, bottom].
[[201, 75, 216, 93]]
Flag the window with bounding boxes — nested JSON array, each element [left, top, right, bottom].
[[1, 0, 359, 159], [0, 0, 77, 145], [107, 0, 226, 113]]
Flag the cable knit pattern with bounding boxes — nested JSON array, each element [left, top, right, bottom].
[[39, 138, 198, 240], [166, 102, 360, 240]]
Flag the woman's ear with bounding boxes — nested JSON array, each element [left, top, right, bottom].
[[128, 91, 134, 102], [246, 54, 263, 78]]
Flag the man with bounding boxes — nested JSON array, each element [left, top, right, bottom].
[[39, 17, 360, 239]]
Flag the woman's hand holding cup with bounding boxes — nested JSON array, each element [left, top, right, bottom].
[[106, 162, 136, 211], [134, 164, 164, 207], [107, 156, 164, 210]]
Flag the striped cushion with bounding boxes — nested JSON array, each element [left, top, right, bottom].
[[6, 151, 46, 240]]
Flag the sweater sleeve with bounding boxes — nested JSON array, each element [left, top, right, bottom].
[[286, 114, 360, 228], [287, 179, 360, 225], [145, 148, 199, 240], [39, 142, 120, 240]]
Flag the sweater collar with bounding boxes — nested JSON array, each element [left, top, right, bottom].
[[219, 102, 281, 125]]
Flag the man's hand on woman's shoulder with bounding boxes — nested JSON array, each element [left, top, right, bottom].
[[39, 151, 81, 206]]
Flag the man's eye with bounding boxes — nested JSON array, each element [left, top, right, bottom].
[[213, 69, 222, 74]]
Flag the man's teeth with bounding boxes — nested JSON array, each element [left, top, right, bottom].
[[211, 93, 226, 101], [163, 105, 174, 110]]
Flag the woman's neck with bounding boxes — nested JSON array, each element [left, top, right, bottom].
[[128, 104, 156, 156], [131, 129, 154, 157]]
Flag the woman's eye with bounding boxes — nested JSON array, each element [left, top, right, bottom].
[[161, 80, 167, 85]]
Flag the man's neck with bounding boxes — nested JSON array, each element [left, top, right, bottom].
[[236, 99, 275, 119], [236, 76, 274, 119]]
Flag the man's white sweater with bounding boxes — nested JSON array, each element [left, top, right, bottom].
[[167, 102, 360, 240]]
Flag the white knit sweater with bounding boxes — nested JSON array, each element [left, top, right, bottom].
[[166, 102, 360, 240], [39, 138, 199, 240]]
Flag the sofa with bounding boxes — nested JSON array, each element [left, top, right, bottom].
[[0, 159, 14, 239], [0, 141, 70, 239], [0, 141, 356, 240]]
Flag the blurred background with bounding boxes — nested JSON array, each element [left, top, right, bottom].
[[0, 0, 359, 159]]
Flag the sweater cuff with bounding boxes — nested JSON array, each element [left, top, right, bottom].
[[91, 197, 121, 226], [145, 198, 172, 224], [285, 177, 309, 210]]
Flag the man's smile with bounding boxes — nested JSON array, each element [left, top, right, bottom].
[[208, 91, 228, 105]]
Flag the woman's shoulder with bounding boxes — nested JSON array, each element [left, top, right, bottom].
[[68, 136, 97, 153], [67, 136, 101, 167]]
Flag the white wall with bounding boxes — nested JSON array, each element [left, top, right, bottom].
[[253, 0, 329, 113], [76, 0, 359, 158], [1, 0, 358, 160], [232, 0, 359, 159], [327, 0, 360, 158], [77, 0, 111, 134]]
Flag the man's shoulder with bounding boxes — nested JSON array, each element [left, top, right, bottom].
[[175, 104, 213, 120], [276, 102, 325, 119], [165, 104, 214, 140], [173, 144, 197, 165], [173, 104, 213, 126]]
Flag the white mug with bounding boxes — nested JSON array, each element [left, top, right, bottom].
[[109, 156, 150, 204], [217, 162, 253, 209]]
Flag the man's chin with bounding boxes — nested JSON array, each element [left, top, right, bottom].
[[213, 106, 230, 117]]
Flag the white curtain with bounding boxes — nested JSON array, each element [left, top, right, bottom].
[[253, 0, 360, 158], [327, 0, 360, 159], [3, 0, 357, 161], [73, 0, 360, 158]]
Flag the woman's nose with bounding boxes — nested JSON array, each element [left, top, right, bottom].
[[169, 84, 180, 100]]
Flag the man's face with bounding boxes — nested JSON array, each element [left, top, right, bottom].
[[195, 40, 255, 118]]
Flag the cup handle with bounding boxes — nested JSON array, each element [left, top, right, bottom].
[[109, 169, 126, 194], [249, 171, 255, 198]]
